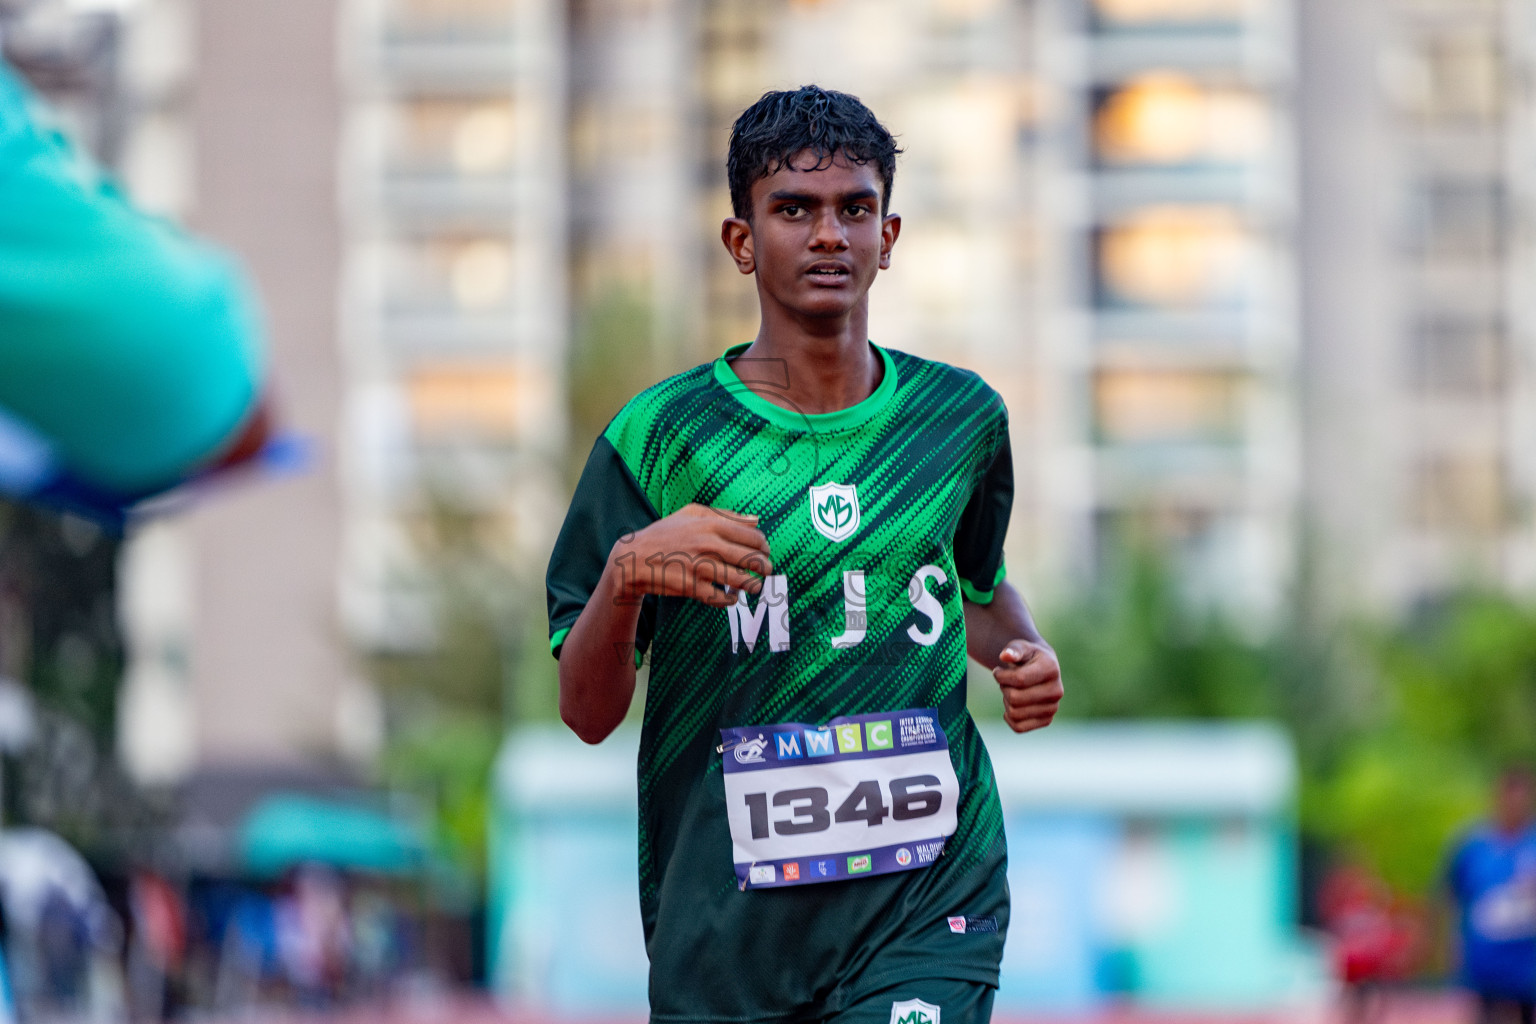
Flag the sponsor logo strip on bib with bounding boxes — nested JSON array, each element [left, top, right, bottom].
[[720, 709, 959, 890]]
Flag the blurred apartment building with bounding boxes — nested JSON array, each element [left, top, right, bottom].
[[1300, 0, 1536, 610], [564, 0, 1300, 620], [5, 0, 1533, 775]]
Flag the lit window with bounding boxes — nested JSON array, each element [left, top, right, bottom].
[[383, 236, 515, 313], [570, 101, 665, 176], [1092, 0, 1250, 29], [406, 362, 541, 440], [1412, 455, 1506, 534], [1097, 206, 1255, 309], [450, 240, 514, 309], [1095, 74, 1269, 166], [382, 99, 518, 177], [1094, 368, 1245, 443], [1397, 32, 1503, 123]]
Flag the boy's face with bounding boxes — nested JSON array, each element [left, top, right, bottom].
[[723, 150, 900, 321], [1497, 771, 1535, 831]]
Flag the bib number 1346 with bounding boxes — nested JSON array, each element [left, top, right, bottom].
[[719, 709, 960, 889], [742, 775, 944, 838]]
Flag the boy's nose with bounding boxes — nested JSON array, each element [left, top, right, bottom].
[[811, 209, 848, 249]]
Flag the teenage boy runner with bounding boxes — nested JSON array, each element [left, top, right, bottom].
[[547, 86, 1063, 1022]]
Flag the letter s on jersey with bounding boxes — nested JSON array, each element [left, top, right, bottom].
[[905, 565, 946, 647]]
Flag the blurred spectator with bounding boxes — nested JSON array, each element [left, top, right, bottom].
[[211, 887, 276, 1012], [275, 866, 351, 1009], [1445, 765, 1536, 1024], [1320, 859, 1423, 1023], [125, 871, 186, 1022], [0, 828, 125, 1021]]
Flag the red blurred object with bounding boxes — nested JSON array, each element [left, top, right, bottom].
[[130, 871, 188, 972], [1320, 863, 1424, 983]]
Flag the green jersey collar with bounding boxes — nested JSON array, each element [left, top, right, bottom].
[[713, 342, 898, 433]]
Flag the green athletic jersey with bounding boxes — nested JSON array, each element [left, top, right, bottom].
[[547, 343, 1015, 1020]]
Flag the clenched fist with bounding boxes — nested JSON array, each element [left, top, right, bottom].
[[994, 640, 1062, 733]]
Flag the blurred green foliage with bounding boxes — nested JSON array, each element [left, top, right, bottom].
[[370, 282, 669, 882], [1036, 545, 1536, 897], [368, 494, 552, 881], [567, 286, 663, 482], [1306, 595, 1536, 893]]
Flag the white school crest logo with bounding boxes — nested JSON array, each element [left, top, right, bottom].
[[889, 998, 940, 1024], [809, 482, 860, 542]]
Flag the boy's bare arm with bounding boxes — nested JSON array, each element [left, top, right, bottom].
[[963, 581, 1063, 734], [559, 504, 772, 744]]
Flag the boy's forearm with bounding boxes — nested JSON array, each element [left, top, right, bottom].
[[963, 581, 1048, 669], [558, 554, 643, 744]]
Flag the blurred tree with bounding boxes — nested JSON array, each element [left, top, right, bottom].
[[1040, 545, 1281, 721], [566, 286, 663, 484], [1305, 593, 1536, 893], [367, 492, 556, 879], [1029, 536, 1527, 901]]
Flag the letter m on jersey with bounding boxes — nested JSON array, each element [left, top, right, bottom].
[[727, 574, 790, 654]]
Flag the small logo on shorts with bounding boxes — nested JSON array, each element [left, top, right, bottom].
[[847, 854, 872, 874], [889, 998, 940, 1024], [895, 847, 912, 867], [782, 862, 800, 881], [946, 915, 997, 934], [748, 864, 776, 884]]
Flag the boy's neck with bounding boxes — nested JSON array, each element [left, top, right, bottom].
[[735, 311, 882, 416]]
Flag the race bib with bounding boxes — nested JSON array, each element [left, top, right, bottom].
[[720, 709, 960, 890]]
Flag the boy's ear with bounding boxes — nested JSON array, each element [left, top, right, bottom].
[[878, 213, 901, 270], [721, 217, 756, 275]]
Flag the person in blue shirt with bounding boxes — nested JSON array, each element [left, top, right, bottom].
[[1446, 765, 1536, 1024]]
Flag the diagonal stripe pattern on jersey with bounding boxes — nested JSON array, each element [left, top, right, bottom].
[[546, 344, 1015, 1020]]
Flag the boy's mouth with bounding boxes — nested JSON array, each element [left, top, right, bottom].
[[805, 261, 851, 282]]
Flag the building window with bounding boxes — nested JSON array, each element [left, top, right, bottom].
[[1094, 74, 1270, 167], [1094, 368, 1247, 444], [1396, 32, 1503, 125], [380, 98, 519, 178], [1411, 455, 1506, 534], [1411, 316, 1503, 396], [1406, 178, 1503, 262], [406, 362, 542, 440], [383, 235, 516, 314], [1092, 0, 1251, 30], [1096, 206, 1257, 309], [381, 0, 518, 40]]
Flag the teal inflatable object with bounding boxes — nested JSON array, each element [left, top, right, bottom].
[[0, 59, 266, 506], [240, 795, 425, 877]]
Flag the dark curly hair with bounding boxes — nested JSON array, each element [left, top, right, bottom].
[[727, 85, 901, 221]]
